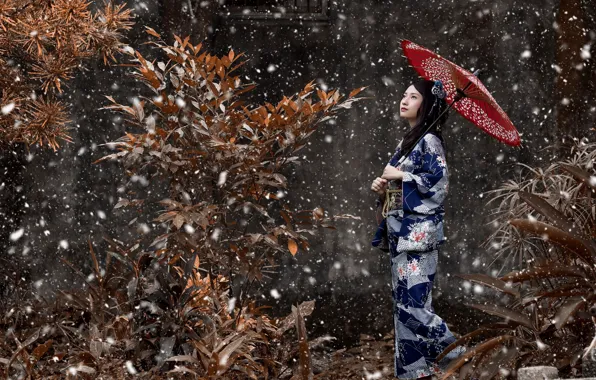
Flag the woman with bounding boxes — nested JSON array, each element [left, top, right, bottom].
[[371, 79, 464, 379]]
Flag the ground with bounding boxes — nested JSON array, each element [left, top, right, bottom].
[[316, 334, 396, 379]]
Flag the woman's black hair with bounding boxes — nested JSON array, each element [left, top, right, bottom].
[[398, 79, 448, 160]]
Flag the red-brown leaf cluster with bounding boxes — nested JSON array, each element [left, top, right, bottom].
[[98, 30, 362, 284], [0, 0, 133, 150], [1, 239, 316, 378], [0, 29, 364, 378]]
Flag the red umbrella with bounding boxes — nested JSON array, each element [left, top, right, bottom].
[[400, 39, 520, 147]]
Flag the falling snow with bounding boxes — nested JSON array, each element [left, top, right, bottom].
[[2, 1, 596, 378]]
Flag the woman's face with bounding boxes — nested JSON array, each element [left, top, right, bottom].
[[399, 85, 423, 123]]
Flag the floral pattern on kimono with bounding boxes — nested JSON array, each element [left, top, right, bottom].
[[372, 133, 448, 253], [389, 240, 465, 378]]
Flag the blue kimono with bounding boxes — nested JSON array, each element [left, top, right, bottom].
[[372, 133, 448, 253], [372, 133, 464, 378]]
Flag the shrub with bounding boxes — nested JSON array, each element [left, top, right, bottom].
[[0, 0, 132, 149], [0, 29, 363, 378], [440, 139, 596, 378]]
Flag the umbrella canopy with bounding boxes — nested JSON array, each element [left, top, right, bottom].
[[401, 39, 520, 147]]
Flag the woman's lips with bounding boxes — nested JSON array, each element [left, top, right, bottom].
[[400, 107, 408, 112]]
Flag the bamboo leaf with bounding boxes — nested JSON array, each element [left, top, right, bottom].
[[71, 365, 96, 374], [173, 214, 185, 230], [217, 335, 246, 374], [518, 191, 575, 233], [288, 238, 298, 256], [166, 355, 200, 365], [534, 285, 591, 299], [8, 328, 40, 371], [207, 351, 219, 376], [90, 341, 102, 360], [349, 87, 366, 98], [440, 336, 515, 380], [277, 300, 316, 336], [456, 273, 519, 297], [145, 27, 161, 38], [467, 303, 534, 329], [437, 327, 509, 362], [31, 340, 53, 362], [167, 366, 199, 376], [280, 210, 293, 228], [509, 219, 594, 264], [500, 264, 586, 283], [560, 163, 596, 190], [553, 296, 586, 329]]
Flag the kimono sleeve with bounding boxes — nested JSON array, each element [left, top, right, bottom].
[[401, 135, 448, 215]]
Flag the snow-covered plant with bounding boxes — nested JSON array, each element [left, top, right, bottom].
[[482, 138, 596, 273], [28, 29, 362, 377], [98, 29, 362, 289], [0, 26, 363, 378], [0, 238, 318, 378], [439, 139, 596, 378], [0, 0, 132, 149]]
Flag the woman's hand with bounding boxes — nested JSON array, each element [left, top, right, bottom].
[[382, 165, 404, 181], [371, 177, 388, 196]]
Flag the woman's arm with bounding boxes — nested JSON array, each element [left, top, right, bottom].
[[401, 135, 448, 215]]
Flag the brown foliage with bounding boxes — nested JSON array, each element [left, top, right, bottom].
[[443, 139, 596, 378], [0, 29, 364, 378], [0, 0, 132, 150], [97, 29, 363, 285], [0, 240, 318, 378]]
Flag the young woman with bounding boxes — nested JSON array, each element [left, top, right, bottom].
[[371, 79, 465, 378]]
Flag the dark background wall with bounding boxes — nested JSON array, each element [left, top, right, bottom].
[[2, 0, 595, 347]]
